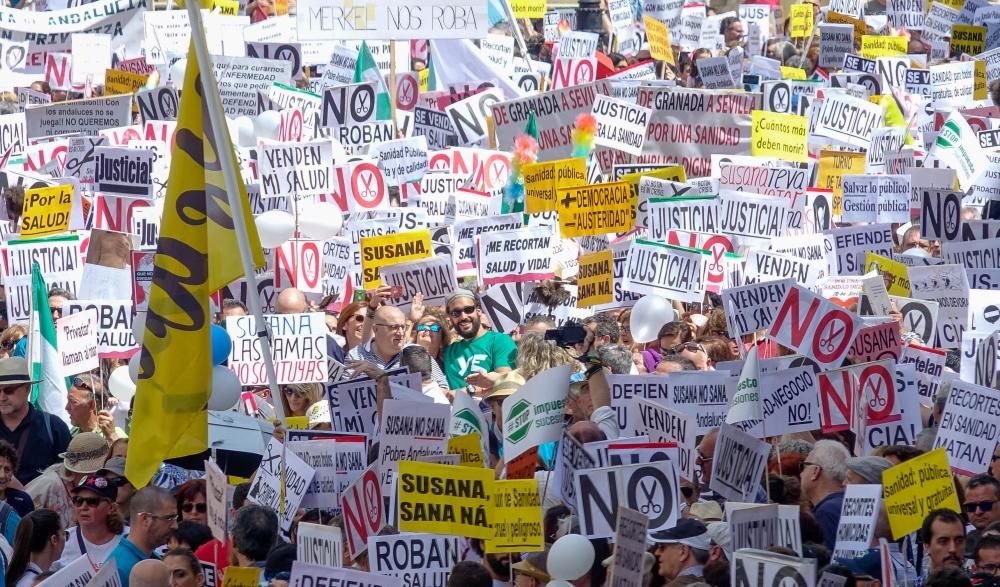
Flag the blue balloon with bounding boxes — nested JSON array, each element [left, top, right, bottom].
[[211, 324, 231, 365]]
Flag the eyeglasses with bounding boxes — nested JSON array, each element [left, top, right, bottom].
[[964, 500, 998, 514], [802, 461, 823, 472], [416, 323, 441, 332], [72, 496, 106, 507], [282, 387, 305, 397], [376, 323, 407, 332], [143, 512, 179, 523], [49, 307, 62, 315], [979, 564, 1000, 576], [182, 502, 207, 514], [695, 452, 713, 465], [449, 306, 477, 318]]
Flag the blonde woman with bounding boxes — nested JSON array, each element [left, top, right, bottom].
[[279, 383, 324, 418], [514, 332, 582, 380]]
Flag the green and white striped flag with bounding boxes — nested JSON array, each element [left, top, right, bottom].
[[29, 262, 70, 424], [353, 40, 392, 121]]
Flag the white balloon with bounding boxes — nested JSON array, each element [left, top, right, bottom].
[[208, 366, 242, 411], [169, 59, 187, 84], [254, 210, 295, 248], [548, 534, 595, 581], [132, 311, 146, 345], [108, 365, 136, 405], [630, 295, 678, 344], [127, 353, 141, 384], [235, 116, 256, 147], [298, 201, 344, 240], [546, 582, 575, 587], [254, 110, 282, 142]]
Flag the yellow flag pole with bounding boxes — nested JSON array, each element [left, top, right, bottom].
[[183, 0, 286, 425]]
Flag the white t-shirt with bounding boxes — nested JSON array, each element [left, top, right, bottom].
[[56, 526, 125, 569]]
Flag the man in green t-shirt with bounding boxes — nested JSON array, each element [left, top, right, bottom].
[[442, 289, 518, 392]]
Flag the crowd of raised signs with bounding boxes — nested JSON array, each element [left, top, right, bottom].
[[2, 0, 1000, 584]]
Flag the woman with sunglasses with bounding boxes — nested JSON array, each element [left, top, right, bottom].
[[57, 475, 125, 570], [411, 307, 451, 366], [334, 302, 367, 353], [173, 480, 208, 527], [278, 383, 324, 419], [6, 509, 64, 587]]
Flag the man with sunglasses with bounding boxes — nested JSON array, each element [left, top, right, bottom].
[[442, 289, 517, 392], [65, 375, 126, 442], [0, 357, 71, 484], [964, 475, 1000, 561]]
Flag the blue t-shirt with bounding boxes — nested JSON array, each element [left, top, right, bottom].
[[814, 491, 845, 550], [111, 538, 152, 586]]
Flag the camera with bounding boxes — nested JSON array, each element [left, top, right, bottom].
[[544, 324, 587, 348]]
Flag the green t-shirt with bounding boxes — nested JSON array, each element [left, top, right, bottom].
[[443, 330, 518, 389]]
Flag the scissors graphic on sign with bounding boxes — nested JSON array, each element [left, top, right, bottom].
[[639, 480, 662, 515], [817, 323, 845, 354]]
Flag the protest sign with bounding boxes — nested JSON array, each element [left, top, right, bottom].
[[93, 146, 154, 198], [298, 523, 343, 568], [883, 448, 961, 539], [273, 240, 324, 293], [909, 264, 969, 348], [259, 140, 333, 198], [814, 94, 884, 148], [608, 508, 649, 587], [728, 504, 803, 555], [841, 175, 911, 224], [662, 371, 736, 435], [733, 550, 816, 586], [820, 24, 856, 69], [556, 430, 596, 513], [623, 240, 706, 303], [502, 365, 570, 461], [247, 438, 316, 532], [577, 250, 614, 307], [227, 313, 327, 385], [522, 158, 588, 215], [934, 379, 1000, 475], [25, 96, 131, 139], [493, 81, 610, 161], [751, 111, 808, 163], [61, 301, 136, 359], [486, 479, 544, 553], [743, 250, 824, 288], [634, 398, 695, 479], [297, 0, 489, 40], [378, 400, 450, 494], [360, 230, 433, 288], [477, 227, 553, 286], [204, 460, 228, 544], [370, 534, 459, 585], [341, 465, 385, 559], [56, 309, 99, 378], [709, 424, 770, 502], [928, 111, 989, 192], [900, 343, 946, 405], [398, 460, 493, 539], [288, 440, 340, 509], [833, 484, 883, 560], [574, 460, 679, 538], [445, 89, 503, 145], [43, 556, 94, 587], [768, 284, 863, 369], [380, 255, 456, 312], [826, 225, 896, 276], [289, 564, 400, 587], [865, 253, 911, 296], [921, 190, 963, 241], [20, 184, 72, 239], [556, 182, 634, 238], [370, 136, 429, 186], [136, 87, 180, 122], [592, 95, 651, 156], [722, 279, 794, 337], [849, 321, 902, 363], [760, 367, 820, 436], [790, 4, 814, 38], [0, 235, 81, 321], [212, 56, 293, 117]]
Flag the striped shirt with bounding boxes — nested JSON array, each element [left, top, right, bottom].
[[348, 342, 449, 390]]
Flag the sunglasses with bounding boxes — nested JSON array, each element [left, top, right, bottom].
[[964, 500, 997, 513], [449, 306, 477, 318], [72, 496, 106, 507], [0, 338, 21, 351], [182, 502, 207, 514], [416, 323, 441, 332], [673, 342, 705, 354], [0, 385, 24, 396], [350, 314, 365, 323], [282, 387, 305, 396], [71, 377, 95, 393]]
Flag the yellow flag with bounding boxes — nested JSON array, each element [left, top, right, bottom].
[[125, 39, 264, 488]]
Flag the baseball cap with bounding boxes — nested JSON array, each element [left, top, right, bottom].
[[846, 456, 892, 485], [688, 501, 723, 522], [706, 522, 732, 560], [98, 456, 126, 477], [445, 289, 477, 308], [72, 474, 118, 501], [648, 519, 711, 550]]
